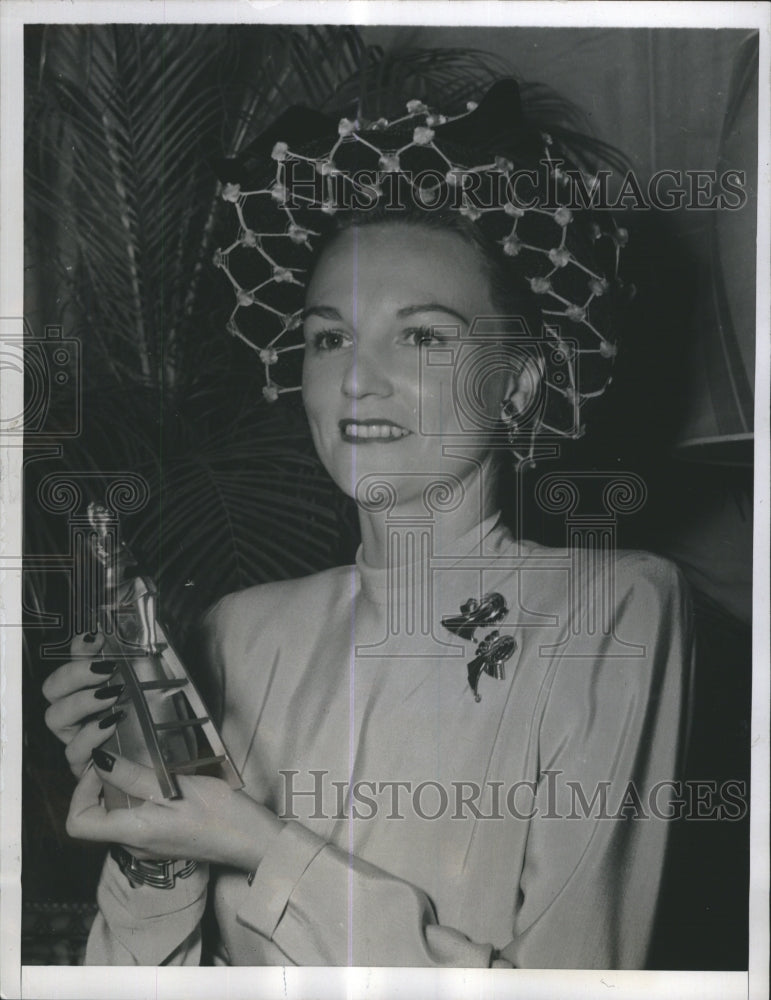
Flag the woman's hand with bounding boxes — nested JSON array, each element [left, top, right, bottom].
[[42, 632, 125, 778], [67, 751, 283, 871]]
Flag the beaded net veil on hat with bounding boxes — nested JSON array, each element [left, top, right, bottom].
[[214, 80, 628, 465]]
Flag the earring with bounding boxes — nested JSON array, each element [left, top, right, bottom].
[[500, 397, 519, 445]]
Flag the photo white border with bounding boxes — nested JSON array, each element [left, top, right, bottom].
[[1, 3, 768, 999]]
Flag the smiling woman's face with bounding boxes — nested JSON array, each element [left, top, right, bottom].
[[302, 223, 513, 501]]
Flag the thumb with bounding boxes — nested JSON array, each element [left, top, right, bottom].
[[91, 749, 166, 805]]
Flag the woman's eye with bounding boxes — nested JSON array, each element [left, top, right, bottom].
[[309, 329, 349, 352], [406, 326, 441, 347]]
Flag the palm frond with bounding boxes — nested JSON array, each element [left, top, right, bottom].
[[26, 25, 234, 391]]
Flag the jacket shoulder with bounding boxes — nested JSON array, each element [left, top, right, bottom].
[[613, 549, 690, 604], [202, 564, 352, 651]]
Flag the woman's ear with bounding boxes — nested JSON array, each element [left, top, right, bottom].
[[500, 353, 545, 424]]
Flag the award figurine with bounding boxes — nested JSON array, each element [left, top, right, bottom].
[[86, 501, 243, 810]]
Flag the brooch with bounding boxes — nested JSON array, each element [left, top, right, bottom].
[[442, 594, 517, 702]]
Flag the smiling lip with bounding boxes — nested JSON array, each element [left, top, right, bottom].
[[339, 419, 412, 443]]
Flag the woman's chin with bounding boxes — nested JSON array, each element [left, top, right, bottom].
[[324, 459, 487, 514]]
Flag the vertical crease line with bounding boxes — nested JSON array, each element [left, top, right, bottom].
[[647, 29, 658, 176]]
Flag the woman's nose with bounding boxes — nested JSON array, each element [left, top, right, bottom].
[[341, 345, 393, 399]]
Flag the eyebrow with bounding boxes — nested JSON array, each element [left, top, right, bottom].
[[397, 303, 469, 325], [302, 303, 469, 324], [302, 305, 343, 322]]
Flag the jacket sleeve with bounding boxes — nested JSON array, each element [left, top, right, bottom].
[[236, 821, 500, 967], [84, 855, 209, 965], [82, 600, 228, 967], [500, 553, 695, 968], [228, 555, 694, 968]]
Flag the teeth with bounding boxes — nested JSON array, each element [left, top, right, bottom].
[[343, 423, 409, 440]]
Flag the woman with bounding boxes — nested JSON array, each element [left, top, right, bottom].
[[42, 81, 694, 968]]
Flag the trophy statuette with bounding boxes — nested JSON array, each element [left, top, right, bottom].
[[85, 502, 243, 810]]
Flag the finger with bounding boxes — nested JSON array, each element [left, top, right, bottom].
[[71, 629, 105, 656], [68, 762, 104, 814], [66, 765, 115, 841], [44, 684, 125, 741], [67, 760, 166, 845], [66, 765, 136, 843], [90, 751, 166, 805], [64, 715, 124, 777], [42, 652, 117, 704]]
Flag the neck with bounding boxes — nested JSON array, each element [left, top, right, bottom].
[[356, 455, 501, 568]]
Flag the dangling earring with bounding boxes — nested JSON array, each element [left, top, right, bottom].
[[500, 397, 519, 446]]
